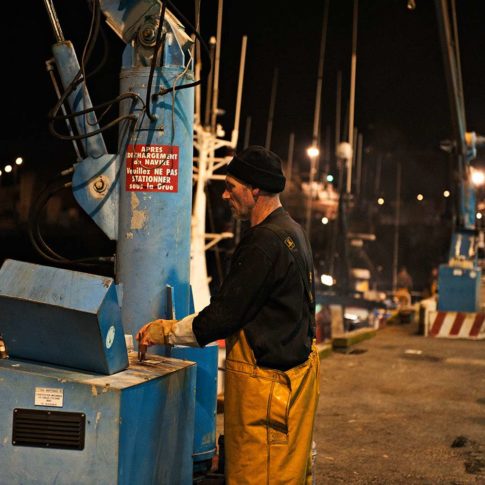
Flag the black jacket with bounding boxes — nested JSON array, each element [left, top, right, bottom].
[[193, 207, 315, 370]]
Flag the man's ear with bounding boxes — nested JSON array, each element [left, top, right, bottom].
[[251, 187, 261, 198]]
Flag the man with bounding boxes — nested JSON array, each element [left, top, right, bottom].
[[136, 145, 320, 484]]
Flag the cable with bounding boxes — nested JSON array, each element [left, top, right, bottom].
[[165, 0, 212, 71], [28, 172, 114, 266], [48, 0, 210, 143], [86, 6, 110, 79], [49, 94, 140, 141], [151, 0, 212, 100], [47, 0, 136, 143], [146, 0, 168, 121]]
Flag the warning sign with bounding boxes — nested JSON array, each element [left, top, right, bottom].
[[126, 144, 179, 192], [35, 387, 64, 408]]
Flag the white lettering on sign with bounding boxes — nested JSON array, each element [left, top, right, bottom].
[[35, 387, 64, 408], [125, 145, 179, 192]]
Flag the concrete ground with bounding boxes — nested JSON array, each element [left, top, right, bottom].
[[214, 320, 485, 484], [314, 320, 485, 484]]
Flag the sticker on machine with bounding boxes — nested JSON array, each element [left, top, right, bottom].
[[126, 144, 179, 192], [35, 387, 64, 408]]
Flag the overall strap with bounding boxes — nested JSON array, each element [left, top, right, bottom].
[[262, 223, 316, 336]]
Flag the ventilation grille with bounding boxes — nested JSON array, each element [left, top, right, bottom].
[[12, 408, 85, 450]]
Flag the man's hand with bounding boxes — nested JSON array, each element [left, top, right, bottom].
[[135, 319, 178, 347]]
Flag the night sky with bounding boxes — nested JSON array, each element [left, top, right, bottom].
[[2, 0, 485, 289], [4, 1, 485, 185]]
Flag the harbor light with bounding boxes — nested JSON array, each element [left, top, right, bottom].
[[377, 197, 384, 205], [307, 146, 320, 158], [407, 0, 416, 10], [15, 157, 23, 166], [321, 217, 329, 225], [417, 193, 424, 201], [477, 213, 483, 220], [4, 165, 12, 173], [321, 274, 334, 286], [471, 169, 485, 187], [443, 190, 450, 198]]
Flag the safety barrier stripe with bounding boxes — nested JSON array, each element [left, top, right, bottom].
[[429, 312, 446, 336], [470, 313, 485, 337], [449, 313, 465, 336], [428, 311, 485, 339]]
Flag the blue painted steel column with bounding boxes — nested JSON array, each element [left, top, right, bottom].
[[117, 46, 217, 468], [117, 62, 193, 333]]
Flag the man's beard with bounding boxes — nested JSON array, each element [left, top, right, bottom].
[[230, 206, 249, 221]]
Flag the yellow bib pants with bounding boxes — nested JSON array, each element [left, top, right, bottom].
[[224, 330, 320, 485]]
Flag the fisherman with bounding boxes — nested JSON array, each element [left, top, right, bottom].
[[136, 145, 320, 484]]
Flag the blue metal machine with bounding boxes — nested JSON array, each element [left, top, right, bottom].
[[0, 259, 128, 375], [0, 0, 217, 481], [434, 0, 483, 312], [0, 260, 196, 484]]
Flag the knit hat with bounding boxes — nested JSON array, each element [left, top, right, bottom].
[[226, 145, 286, 193]]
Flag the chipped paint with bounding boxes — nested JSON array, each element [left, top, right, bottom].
[[57, 378, 67, 383], [95, 411, 102, 426], [131, 210, 147, 229], [130, 193, 148, 230], [3, 437, 8, 445], [125, 232, 134, 239], [91, 385, 98, 397]]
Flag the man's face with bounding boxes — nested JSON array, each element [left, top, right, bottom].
[[222, 175, 256, 220]]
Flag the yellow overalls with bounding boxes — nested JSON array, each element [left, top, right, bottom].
[[224, 329, 320, 485]]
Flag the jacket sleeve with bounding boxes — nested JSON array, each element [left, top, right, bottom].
[[192, 242, 276, 346]]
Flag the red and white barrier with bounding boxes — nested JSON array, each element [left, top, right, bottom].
[[426, 311, 485, 339]]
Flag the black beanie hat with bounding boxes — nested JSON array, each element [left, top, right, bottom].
[[226, 145, 286, 193]]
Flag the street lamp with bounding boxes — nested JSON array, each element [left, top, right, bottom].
[[305, 145, 320, 235], [377, 197, 384, 205], [306, 146, 320, 159], [15, 157, 23, 166], [4, 165, 12, 173], [417, 193, 424, 201], [471, 169, 485, 187], [443, 190, 450, 197]]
